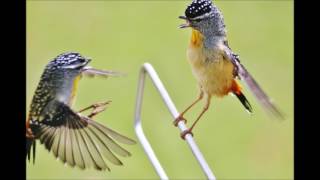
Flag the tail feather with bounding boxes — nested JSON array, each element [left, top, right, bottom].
[[233, 92, 253, 113], [231, 79, 252, 113], [26, 137, 36, 164], [26, 138, 31, 160]]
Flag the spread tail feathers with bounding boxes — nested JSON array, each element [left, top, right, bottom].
[[26, 137, 36, 164], [233, 92, 253, 113]]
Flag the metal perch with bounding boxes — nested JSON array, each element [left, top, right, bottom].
[[134, 63, 216, 180]]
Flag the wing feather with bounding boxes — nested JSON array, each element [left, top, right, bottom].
[[36, 100, 135, 170], [223, 46, 284, 119]]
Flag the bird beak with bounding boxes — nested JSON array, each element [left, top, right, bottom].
[[81, 58, 91, 68], [80, 58, 91, 71], [86, 58, 92, 64], [179, 15, 187, 20], [178, 15, 190, 28]]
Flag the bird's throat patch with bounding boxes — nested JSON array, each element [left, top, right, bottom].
[[190, 29, 204, 47], [69, 75, 81, 106]]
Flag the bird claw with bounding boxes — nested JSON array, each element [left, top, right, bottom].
[[173, 115, 187, 127], [79, 100, 111, 118], [180, 129, 193, 140], [88, 106, 107, 118], [92, 101, 112, 109]]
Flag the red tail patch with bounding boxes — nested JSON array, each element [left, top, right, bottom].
[[231, 79, 242, 95]]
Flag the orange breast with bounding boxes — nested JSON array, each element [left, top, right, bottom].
[[187, 30, 235, 97]]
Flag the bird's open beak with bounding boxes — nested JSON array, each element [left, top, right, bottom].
[[74, 58, 91, 70], [178, 16, 190, 28], [86, 58, 92, 64], [82, 58, 91, 67]]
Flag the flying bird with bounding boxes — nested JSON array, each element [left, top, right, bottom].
[[26, 52, 136, 171]]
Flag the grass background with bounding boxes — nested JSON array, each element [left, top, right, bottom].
[[27, 0, 293, 179]]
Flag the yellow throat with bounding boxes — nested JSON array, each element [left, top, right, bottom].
[[190, 29, 204, 48], [69, 75, 82, 106]]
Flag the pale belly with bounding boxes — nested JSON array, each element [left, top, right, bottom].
[[187, 47, 234, 97]]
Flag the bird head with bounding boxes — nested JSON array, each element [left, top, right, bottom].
[[179, 0, 226, 37], [48, 52, 91, 71], [45, 52, 124, 80]]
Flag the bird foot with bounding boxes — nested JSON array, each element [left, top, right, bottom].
[[79, 100, 111, 118], [180, 129, 193, 140], [173, 115, 187, 127], [92, 101, 112, 109], [88, 104, 108, 118]]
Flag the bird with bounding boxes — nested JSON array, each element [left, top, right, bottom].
[[26, 52, 136, 171], [175, 0, 284, 139]]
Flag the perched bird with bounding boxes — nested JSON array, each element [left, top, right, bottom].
[[26, 52, 136, 171], [176, 0, 284, 139]]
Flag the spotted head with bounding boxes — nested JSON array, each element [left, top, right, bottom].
[[179, 0, 226, 37], [47, 52, 91, 71], [38, 52, 92, 87]]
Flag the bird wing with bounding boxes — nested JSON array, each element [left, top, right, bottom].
[[223, 44, 284, 120], [81, 67, 126, 78], [36, 100, 136, 171]]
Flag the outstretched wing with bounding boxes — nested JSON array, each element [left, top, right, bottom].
[[223, 44, 284, 119], [81, 67, 126, 78], [33, 100, 136, 171]]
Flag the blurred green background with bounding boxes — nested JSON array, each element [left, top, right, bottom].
[[27, 1, 293, 179]]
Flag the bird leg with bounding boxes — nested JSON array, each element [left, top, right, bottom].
[[26, 129, 34, 139], [181, 95, 211, 140], [173, 91, 204, 127], [78, 100, 111, 118], [26, 121, 34, 139]]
